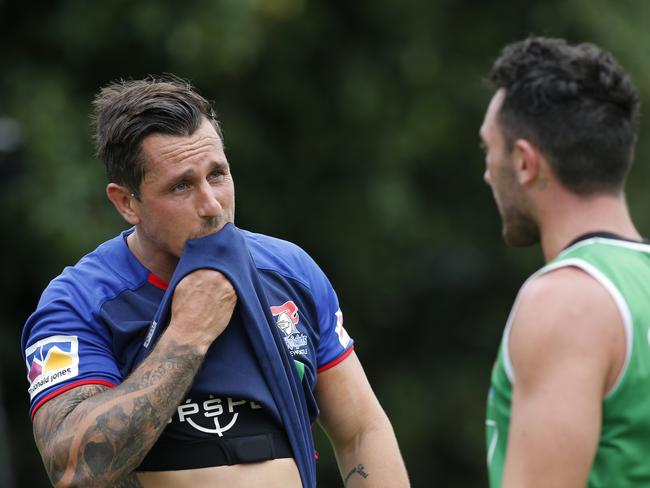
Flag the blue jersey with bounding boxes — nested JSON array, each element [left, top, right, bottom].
[[22, 228, 354, 422]]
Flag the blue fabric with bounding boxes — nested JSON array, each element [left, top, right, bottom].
[[142, 223, 316, 487], [23, 224, 353, 421]]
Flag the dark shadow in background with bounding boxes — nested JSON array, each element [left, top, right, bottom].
[[0, 116, 24, 488]]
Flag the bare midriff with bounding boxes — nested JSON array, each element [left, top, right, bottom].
[[137, 458, 302, 488]]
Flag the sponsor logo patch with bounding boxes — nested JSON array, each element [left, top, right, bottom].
[[172, 396, 261, 437], [25, 335, 79, 399], [271, 300, 309, 356]]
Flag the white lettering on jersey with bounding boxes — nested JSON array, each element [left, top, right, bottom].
[[171, 396, 261, 437], [335, 309, 351, 348]]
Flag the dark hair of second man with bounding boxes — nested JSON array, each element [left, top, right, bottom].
[[490, 37, 639, 195]]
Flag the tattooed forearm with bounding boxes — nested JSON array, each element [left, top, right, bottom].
[[110, 474, 144, 487], [33, 339, 206, 487], [344, 464, 369, 486]]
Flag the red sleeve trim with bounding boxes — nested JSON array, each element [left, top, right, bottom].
[[317, 345, 355, 373], [147, 273, 168, 290], [30, 380, 117, 422]]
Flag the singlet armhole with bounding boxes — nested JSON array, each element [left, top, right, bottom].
[[503, 258, 632, 399]]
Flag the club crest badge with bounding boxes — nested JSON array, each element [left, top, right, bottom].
[[271, 300, 308, 356]]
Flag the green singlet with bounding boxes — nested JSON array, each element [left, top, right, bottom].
[[486, 236, 650, 487]]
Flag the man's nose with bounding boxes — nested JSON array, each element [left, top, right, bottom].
[[483, 168, 492, 186], [196, 180, 221, 217]]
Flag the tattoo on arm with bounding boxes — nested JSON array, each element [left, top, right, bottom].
[[33, 340, 205, 487], [111, 474, 144, 487], [344, 463, 369, 486]]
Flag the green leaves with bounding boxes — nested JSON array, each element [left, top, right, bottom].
[[2, 1, 650, 485]]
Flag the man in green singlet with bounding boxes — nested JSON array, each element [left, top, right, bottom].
[[481, 37, 650, 487]]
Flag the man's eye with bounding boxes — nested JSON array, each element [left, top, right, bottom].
[[208, 171, 225, 182], [172, 182, 191, 192]]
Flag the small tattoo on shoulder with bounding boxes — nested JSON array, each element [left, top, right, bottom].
[[344, 463, 369, 485]]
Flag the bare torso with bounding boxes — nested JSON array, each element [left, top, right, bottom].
[[137, 458, 302, 488]]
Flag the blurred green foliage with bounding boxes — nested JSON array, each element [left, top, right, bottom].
[[1, 1, 649, 486]]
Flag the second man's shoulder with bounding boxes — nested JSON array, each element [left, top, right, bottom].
[[516, 266, 617, 324], [509, 266, 623, 376]]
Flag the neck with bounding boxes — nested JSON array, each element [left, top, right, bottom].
[[537, 191, 640, 262], [127, 229, 178, 282]]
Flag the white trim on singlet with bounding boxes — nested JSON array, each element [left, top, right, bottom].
[[560, 236, 650, 256], [503, 258, 633, 399], [485, 419, 498, 466], [502, 267, 547, 383]]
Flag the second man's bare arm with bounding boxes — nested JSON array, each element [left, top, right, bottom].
[[32, 270, 236, 487], [503, 268, 623, 487]]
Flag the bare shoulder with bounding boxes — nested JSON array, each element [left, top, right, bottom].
[[514, 266, 621, 338], [509, 266, 625, 391]]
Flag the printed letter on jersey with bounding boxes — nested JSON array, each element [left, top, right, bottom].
[[335, 309, 351, 348]]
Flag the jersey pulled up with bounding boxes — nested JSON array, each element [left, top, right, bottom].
[[486, 237, 650, 487], [22, 228, 354, 460]]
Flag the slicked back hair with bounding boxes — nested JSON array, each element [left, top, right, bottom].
[[93, 75, 223, 198], [489, 37, 639, 195]]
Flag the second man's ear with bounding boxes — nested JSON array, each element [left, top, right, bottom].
[[513, 139, 541, 187]]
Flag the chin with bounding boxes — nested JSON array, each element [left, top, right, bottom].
[[503, 225, 540, 247]]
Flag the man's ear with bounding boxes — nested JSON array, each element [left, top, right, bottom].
[[106, 183, 140, 225], [513, 139, 541, 187]]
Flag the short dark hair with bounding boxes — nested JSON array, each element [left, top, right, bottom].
[[93, 75, 223, 198], [489, 37, 639, 195]]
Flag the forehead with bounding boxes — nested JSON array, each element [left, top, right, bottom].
[[480, 89, 506, 140], [140, 119, 225, 175]]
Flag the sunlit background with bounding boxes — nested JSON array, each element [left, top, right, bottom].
[[2, 1, 649, 486]]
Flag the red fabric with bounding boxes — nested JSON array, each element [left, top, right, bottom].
[[147, 273, 168, 290], [317, 345, 354, 373], [31, 379, 116, 421]]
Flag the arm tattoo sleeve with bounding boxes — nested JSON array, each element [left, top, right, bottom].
[[111, 475, 144, 487], [33, 339, 205, 487]]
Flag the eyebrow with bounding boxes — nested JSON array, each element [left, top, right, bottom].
[[165, 160, 229, 185], [208, 160, 230, 172]]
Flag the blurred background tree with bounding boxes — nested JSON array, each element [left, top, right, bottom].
[[1, 0, 649, 486]]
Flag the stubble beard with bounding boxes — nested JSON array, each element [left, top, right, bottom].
[[493, 164, 539, 248], [501, 206, 540, 247]]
